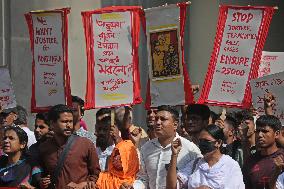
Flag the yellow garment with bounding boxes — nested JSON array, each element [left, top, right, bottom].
[[96, 140, 139, 189], [153, 51, 164, 73]]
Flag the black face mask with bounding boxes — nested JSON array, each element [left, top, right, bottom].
[[199, 139, 217, 155]]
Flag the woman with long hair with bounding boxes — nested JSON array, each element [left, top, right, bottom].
[[0, 126, 42, 188], [166, 124, 244, 189]]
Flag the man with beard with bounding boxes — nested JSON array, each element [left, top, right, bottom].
[[39, 104, 100, 189], [72, 95, 96, 144], [95, 115, 122, 172], [29, 112, 51, 163]]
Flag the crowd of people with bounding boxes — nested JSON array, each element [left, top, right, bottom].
[[0, 92, 284, 189]]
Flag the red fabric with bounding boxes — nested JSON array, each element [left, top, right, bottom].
[[198, 5, 275, 108], [178, 2, 194, 104], [25, 8, 71, 112], [82, 6, 143, 109]]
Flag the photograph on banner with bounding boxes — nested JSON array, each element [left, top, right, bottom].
[[258, 51, 284, 78], [0, 68, 17, 109], [25, 8, 71, 112], [198, 5, 275, 108], [149, 28, 182, 80], [250, 71, 284, 124]]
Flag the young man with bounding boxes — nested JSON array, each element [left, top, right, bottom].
[[29, 112, 50, 163], [72, 95, 96, 144], [120, 105, 201, 189], [95, 115, 121, 172], [146, 108, 158, 140], [39, 104, 100, 189], [242, 115, 284, 189], [183, 104, 210, 144]]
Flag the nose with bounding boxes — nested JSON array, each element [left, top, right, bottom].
[[156, 118, 161, 125]]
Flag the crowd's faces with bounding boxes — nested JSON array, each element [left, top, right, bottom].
[[238, 119, 255, 137], [198, 130, 221, 157], [3, 112, 17, 126], [71, 102, 81, 124], [155, 110, 177, 139], [185, 114, 206, 134], [51, 112, 74, 137], [147, 108, 158, 127], [112, 149, 123, 171], [256, 125, 279, 149], [2, 130, 26, 154], [95, 121, 111, 148], [34, 118, 49, 141], [223, 120, 234, 141]]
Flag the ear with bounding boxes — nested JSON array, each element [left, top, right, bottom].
[[216, 139, 223, 148], [275, 130, 280, 139], [20, 142, 27, 150], [50, 120, 55, 130], [173, 120, 178, 130]]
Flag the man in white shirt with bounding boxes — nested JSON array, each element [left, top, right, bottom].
[[120, 105, 201, 189]]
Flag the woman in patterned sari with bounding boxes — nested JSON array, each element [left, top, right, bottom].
[[0, 126, 42, 188]]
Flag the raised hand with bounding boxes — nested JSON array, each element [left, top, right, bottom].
[[130, 127, 142, 148], [171, 138, 182, 156]]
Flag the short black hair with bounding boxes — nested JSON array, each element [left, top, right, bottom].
[[35, 112, 50, 126], [210, 111, 218, 123], [225, 114, 238, 129], [72, 95, 85, 115], [14, 105, 28, 125], [48, 104, 73, 122], [186, 104, 210, 121], [235, 110, 254, 124], [157, 105, 179, 121], [256, 115, 282, 132], [97, 116, 111, 127], [96, 108, 111, 119], [205, 124, 225, 141]]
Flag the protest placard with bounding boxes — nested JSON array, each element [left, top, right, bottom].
[[145, 2, 194, 108], [251, 71, 284, 124], [25, 8, 71, 112], [258, 51, 284, 77], [199, 5, 275, 108], [82, 6, 143, 108], [0, 68, 17, 109]]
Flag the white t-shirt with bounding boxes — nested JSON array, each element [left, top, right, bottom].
[[133, 134, 202, 189], [276, 172, 284, 189], [177, 154, 245, 189]]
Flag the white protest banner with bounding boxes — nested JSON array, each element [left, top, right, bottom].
[[144, 2, 194, 108], [199, 5, 275, 108], [25, 8, 71, 112], [82, 6, 143, 108], [0, 68, 17, 109], [258, 51, 284, 77], [250, 71, 284, 124]]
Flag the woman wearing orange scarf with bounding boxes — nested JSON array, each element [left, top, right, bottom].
[[96, 140, 139, 189]]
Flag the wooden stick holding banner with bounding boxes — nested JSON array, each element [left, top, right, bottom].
[[198, 5, 275, 108]]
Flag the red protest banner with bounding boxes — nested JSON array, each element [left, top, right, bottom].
[[199, 5, 275, 108], [25, 8, 71, 112], [82, 6, 143, 109]]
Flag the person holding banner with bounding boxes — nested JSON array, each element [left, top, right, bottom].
[[121, 105, 201, 189]]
